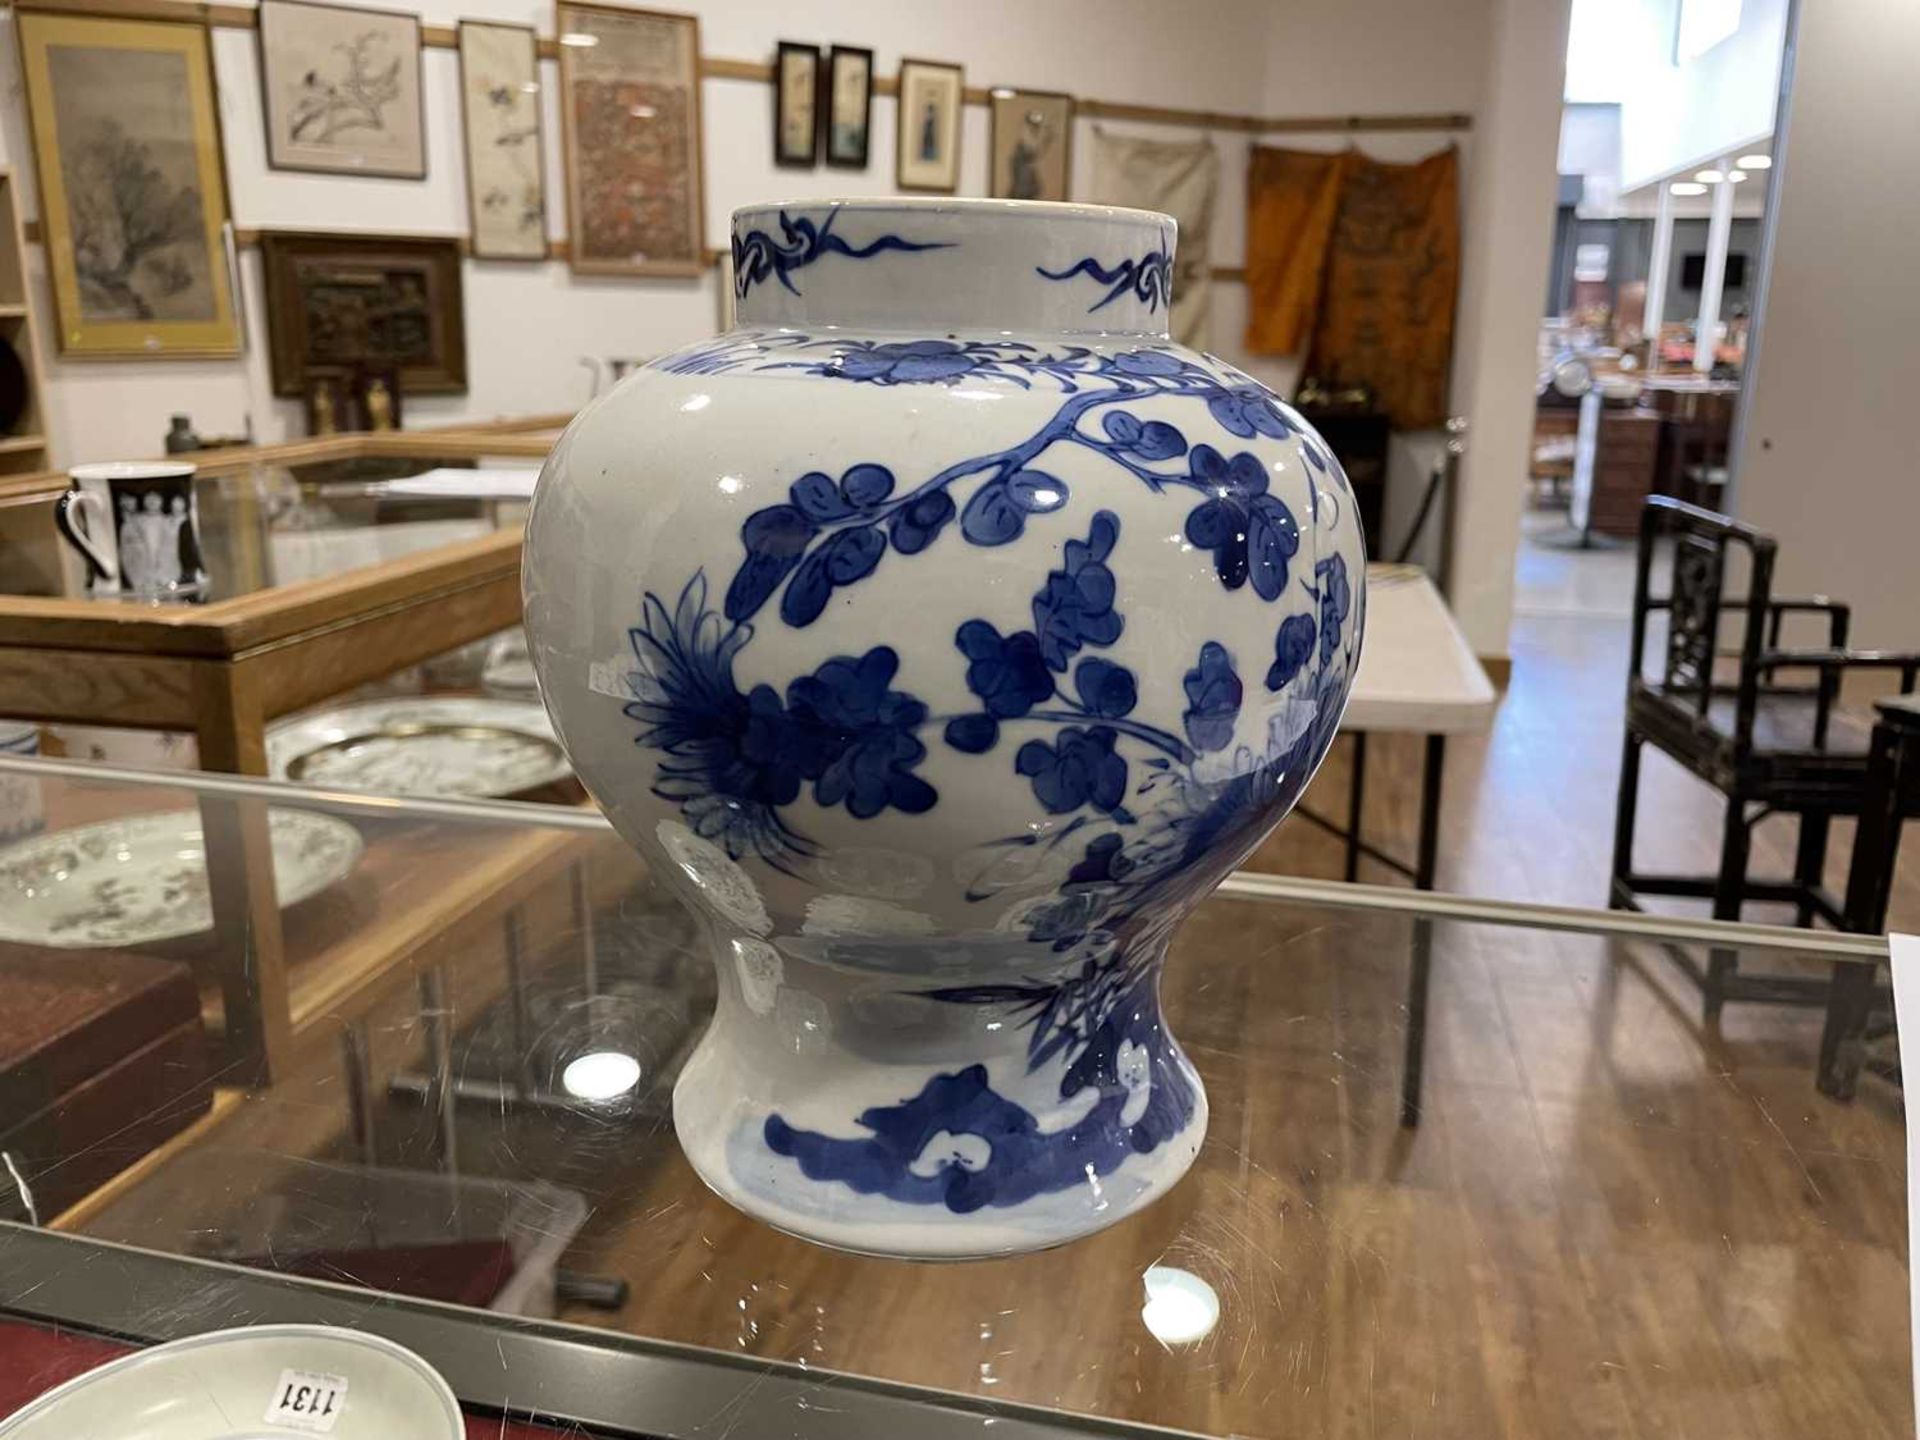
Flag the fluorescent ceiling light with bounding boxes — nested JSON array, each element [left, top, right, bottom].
[[1695, 169, 1725, 183], [1737, 154, 1772, 169], [1670, 182, 1708, 196], [1726, 169, 1748, 183]]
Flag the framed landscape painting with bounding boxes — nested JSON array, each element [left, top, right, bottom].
[[16, 11, 239, 358], [458, 20, 548, 259], [557, 2, 706, 277], [258, 0, 426, 179]]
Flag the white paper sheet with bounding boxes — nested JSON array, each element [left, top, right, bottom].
[[1887, 932, 1920, 1418], [369, 467, 540, 500]]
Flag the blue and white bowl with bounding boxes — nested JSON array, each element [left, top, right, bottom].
[[525, 198, 1366, 1257]]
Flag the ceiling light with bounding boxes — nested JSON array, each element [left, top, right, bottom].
[[562, 1050, 641, 1101], [1726, 169, 1747, 182], [558, 31, 598, 47], [1737, 154, 1772, 169], [1695, 168, 1724, 183], [1669, 182, 1708, 196]]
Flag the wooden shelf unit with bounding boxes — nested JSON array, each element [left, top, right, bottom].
[[0, 172, 50, 479]]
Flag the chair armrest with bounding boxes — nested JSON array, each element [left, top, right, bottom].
[[1758, 648, 1920, 682]]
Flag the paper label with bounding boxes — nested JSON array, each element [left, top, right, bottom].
[[263, 1368, 349, 1433]]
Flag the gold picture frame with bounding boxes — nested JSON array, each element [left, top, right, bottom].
[[556, 1, 706, 278], [16, 11, 239, 359]]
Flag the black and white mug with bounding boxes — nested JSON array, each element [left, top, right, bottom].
[[55, 462, 208, 602]]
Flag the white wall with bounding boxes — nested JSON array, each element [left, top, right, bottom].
[[0, 0, 1552, 654], [1447, 0, 1572, 657], [1606, 0, 1786, 188], [1733, 0, 1917, 648]]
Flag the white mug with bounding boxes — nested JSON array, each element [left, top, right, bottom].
[[55, 462, 207, 601]]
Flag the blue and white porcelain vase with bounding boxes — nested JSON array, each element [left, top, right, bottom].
[[525, 198, 1365, 1257]]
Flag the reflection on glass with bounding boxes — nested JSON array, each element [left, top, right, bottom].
[[561, 1049, 642, 1101], [1140, 1264, 1219, 1346]]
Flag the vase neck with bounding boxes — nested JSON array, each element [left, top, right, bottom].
[[730, 200, 1176, 338]]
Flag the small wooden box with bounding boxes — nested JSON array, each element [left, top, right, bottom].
[[0, 949, 211, 1222]]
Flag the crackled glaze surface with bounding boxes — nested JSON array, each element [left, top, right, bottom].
[[525, 198, 1365, 1256]]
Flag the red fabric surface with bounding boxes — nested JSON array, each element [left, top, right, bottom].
[[0, 1320, 583, 1438]]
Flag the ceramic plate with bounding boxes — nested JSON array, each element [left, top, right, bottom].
[[0, 1322, 462, 1438], [267, 697, 568, 799], [0, 808, 362, 949]]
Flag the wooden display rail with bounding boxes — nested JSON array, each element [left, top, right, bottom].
[[11, 0, 1472, 138]]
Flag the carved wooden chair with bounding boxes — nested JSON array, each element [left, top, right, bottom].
[[1611, 496, 1920, 1016]]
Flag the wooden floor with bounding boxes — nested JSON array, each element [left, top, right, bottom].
[[63, 574, 1914, 1437], [549, 609, 1913, 1439]]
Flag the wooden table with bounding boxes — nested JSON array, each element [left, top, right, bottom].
[[1294, 563, 1498, 1122]]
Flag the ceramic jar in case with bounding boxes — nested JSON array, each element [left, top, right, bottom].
[[525, 198, 1366, 1257]]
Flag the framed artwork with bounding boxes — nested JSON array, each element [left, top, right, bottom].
[[895, 59, 964, 193], [557, 2, 706, 277], [990, 89, 1074, 201], [824, 45, 872, 169], [258, 0, 426, 178], [773, 42, 819, 168], [15, 12, 239, 358], [259, 231, 467, 397], [458, 20, 548, 260]]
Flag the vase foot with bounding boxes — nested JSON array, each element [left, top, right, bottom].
[[670, 952, 1208, 1259]]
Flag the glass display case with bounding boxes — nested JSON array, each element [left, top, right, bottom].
[[0, 755, 1905, 1438]]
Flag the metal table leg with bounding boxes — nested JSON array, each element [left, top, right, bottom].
[[1345, 732, 1369, 882], [1401, 734, 1446, 1127]]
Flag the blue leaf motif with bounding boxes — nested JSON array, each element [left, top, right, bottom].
[[1007, 470, 1070, 513], [1135, 421, 1187, 461], [943, 713, 999, 753], [727, 504, 817, 622], [1182, 642, 1243, 752], [1266, 613, 1317, 692], [1101, 412, 1142, 445], [1074, 657, 1138, 719], [780, 550, 835, 627], [887, 490, 955, 555], [961, 483, 1025, 546], [791, 472, 853, 521], [824, 525, 885, 584], [840, 463, 895, 507], [1246, 498, 1300, 602]]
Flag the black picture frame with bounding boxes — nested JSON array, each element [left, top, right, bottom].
[[824, 44, 873, 170], [773, 40, 821, 168], [894, 57, 964, 194]]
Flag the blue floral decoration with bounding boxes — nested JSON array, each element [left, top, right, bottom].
[[1183, 445, 1300, 599], [1267, 612, 1317, 692], [1033, 510, 1124, 670], [1017, 725, 1131, 818], [1316, 553, 1352, 667], [1181, 642, 1243, 752]]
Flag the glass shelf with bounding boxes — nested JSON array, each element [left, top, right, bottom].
[[0, 756, 1905, 1439]]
